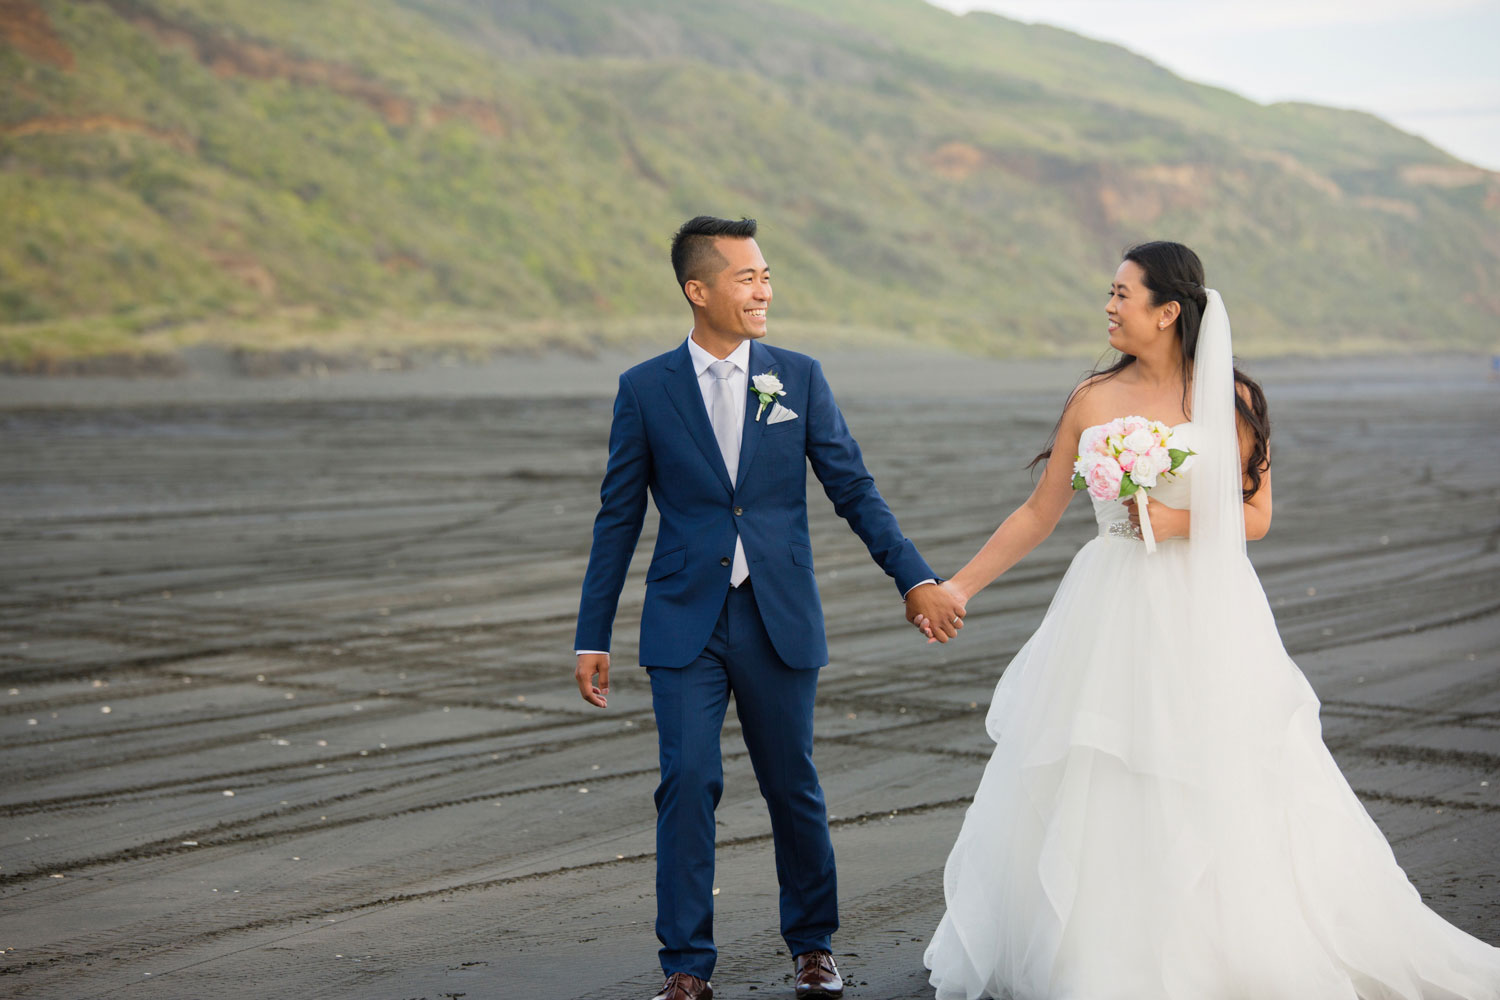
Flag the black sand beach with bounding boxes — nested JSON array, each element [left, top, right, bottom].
[[1, 352, 1497, 999]]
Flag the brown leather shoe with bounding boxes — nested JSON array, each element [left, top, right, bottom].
[[793, 950, 844, 998], [651, 971, 713, 1000]]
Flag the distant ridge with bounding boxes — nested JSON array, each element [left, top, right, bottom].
[[1, 0, 1497, 370]]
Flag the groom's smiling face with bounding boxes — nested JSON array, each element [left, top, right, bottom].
[[691, 237, 772, 344]]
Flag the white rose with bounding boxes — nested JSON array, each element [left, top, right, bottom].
[[1073, 451, 1101, 478], [752, 373, 784, 396], [1129, 448, 1169, 488], [1122, 428, 1156, 455]]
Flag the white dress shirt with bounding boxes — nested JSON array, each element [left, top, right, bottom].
[[686, 333, 750, 585]]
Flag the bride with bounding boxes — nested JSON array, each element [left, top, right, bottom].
[[915, 242, 1500, 999]]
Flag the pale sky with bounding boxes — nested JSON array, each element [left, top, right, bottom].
[[929, 0, 1500, 171]]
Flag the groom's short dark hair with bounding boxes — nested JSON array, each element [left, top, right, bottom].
[[671, 216, 757, 297]]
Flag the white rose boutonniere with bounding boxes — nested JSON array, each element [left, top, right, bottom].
[[751, 371, 786, 421]]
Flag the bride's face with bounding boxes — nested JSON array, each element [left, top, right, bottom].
[[1106, 260, 1174, 355]]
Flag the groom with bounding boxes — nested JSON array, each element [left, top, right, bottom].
[[574, 216, 965, 1000]]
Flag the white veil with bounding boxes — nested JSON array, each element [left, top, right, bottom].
[[1180, 286, 1263, 804], [1132, 288, 1240, 557], [1187, 288, 1246, 573]]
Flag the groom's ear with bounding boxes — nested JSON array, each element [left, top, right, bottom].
[[684, 278, 710, 309]]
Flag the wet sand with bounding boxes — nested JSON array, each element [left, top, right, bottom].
[[1, 351, 1497, 999]]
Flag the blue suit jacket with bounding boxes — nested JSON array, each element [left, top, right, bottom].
[[575, 339, 934, 669]]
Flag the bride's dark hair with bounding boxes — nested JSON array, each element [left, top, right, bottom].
[[1031, 241, 1271, 500]]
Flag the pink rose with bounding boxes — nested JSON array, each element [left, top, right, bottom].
[[1117, 449, 1138, 472], [1085, 456, 1124, 500], [1079, 425, 1109, 457]]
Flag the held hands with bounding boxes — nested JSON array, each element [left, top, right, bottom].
[[906, 580, 967, 644], [575, 652, 610, 708], [1124, 497, 1188, 542]]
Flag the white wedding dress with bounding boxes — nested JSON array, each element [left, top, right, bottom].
[[923, 421, 1500, 999]]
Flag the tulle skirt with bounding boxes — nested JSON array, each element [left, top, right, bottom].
[[924, 534, 1500, 1000]]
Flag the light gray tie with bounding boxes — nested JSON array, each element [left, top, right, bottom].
[[708, 360, 740, 486], [708, 360, 749, 585]]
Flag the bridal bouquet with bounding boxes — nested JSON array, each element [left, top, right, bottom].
[[1072, 416, 1192, 553]]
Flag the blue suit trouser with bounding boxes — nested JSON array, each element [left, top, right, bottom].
[[647, 582, 837, 980]]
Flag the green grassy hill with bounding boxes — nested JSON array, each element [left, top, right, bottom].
[[3, 0, 1497, 371]]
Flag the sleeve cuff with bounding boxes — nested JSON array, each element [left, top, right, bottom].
[[902, 579, 938, 598], [575, 649, 609, 656]]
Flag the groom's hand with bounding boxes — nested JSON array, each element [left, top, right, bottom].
[[575, 653, 611, 708], [905, 582, 965, 643]]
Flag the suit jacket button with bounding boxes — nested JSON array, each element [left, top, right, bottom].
[[734, 506, 744, 516], [720, 557, 731, 566]]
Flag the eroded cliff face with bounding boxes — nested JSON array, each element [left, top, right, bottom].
[[1, 0, 74, 69], [2, 0, 1497, 371], [5, 0, 513, 130]]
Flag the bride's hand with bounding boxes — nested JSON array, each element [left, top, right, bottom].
[[915, 580, 970, 643], [1126, 497, 1188, 541]]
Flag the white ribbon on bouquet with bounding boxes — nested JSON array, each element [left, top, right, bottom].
[[1137, 489, 1159, 554]]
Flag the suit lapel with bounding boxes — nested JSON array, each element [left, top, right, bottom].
[[736, 341, 772, 485], [662, 342, 733, 495]]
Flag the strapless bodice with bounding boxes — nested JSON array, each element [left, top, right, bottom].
[[1089, 421, 1196, 540]]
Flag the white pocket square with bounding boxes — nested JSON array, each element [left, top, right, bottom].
[[767, 402, 799, 425]]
